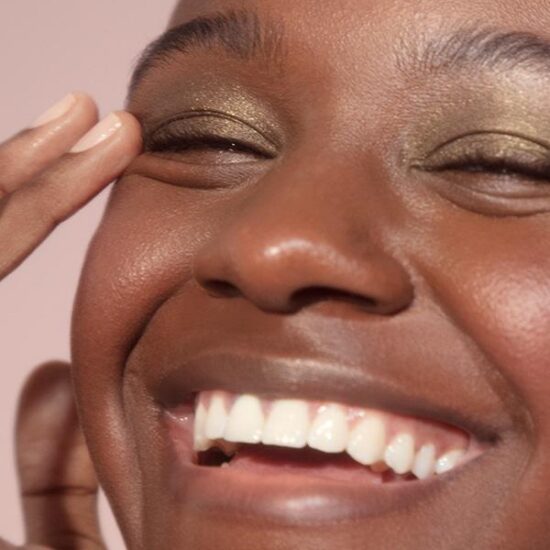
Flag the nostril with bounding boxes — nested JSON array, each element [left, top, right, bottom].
[[203, 280, 241, 299], [290, 286, 378, 312]]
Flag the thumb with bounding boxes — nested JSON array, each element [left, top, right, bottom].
[[15, 362, 106, 549]]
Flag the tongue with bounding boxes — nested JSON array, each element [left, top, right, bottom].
[[228, 445, 407, 484]]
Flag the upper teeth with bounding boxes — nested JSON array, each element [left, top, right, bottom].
[[194, 391, 469, 480]]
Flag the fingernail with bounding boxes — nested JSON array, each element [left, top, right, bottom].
[[70, 113, 123, 153], [31, 93, 77, 128]]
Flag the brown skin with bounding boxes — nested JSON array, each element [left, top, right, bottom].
[[4, 0, 550, 548], [0, 94, 141, 548]]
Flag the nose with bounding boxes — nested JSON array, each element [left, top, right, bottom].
[[192, 159, 414, 315]]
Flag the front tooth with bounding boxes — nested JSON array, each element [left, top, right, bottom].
[[384, 433, 415, 474], [347, 416, 386, 466], [224, 395, 265, 444], [262, 399, 310, 448], [412, 444, 436, 480], [205, 394, 228, 440], [307, 404, 349, 453], [193, 401, 211, 451], [435, 449, 465, 475]]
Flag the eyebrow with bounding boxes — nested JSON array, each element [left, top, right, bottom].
[[128, 9, 286, 95], [408, 26, 550, 75], [129, 17, 550, 99]]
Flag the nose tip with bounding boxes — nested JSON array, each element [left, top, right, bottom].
[[193, 231, 414, 315]]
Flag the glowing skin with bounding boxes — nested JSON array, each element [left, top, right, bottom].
[[68, 0, 550, 549]]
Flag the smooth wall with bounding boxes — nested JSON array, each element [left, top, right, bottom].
[[0, 2, 177, 546]]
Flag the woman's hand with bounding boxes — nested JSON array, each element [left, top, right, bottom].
[[0, 93, 141, 548], [0, 92, 141, 279], [0, 362, 110, 550]]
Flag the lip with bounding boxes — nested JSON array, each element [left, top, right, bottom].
[[159, 389, 498, 527], [140, 350, 503, 523], [164, 437, 497, 525], [153, 352, 501, 442], [127, 306, 518, 529]]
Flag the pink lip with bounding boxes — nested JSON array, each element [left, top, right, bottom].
[[128, 340, 510, 525], [160, 405, 496, 525]]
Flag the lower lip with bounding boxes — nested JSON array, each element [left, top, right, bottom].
[[163, 413, 485, 525]]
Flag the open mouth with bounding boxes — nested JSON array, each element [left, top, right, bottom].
[[134, 349, 508, 527], [166, 390, 484, 485]]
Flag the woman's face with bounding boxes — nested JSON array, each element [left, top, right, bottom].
[[72, 0, 550, 548]]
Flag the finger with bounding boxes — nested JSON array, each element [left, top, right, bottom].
[[0, 92, 99, 195], [0, 110, 142, 277], [15, 362, 105, 550]]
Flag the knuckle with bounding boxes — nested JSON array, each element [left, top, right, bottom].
[[0, 131, 35, 183], [22, 485, 96, 499], [7, 182, 60, 234], [27, 179, 69, 230]]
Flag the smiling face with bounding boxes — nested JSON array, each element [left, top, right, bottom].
[[72, 0, 550, 548]]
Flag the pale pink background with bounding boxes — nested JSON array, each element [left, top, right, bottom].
[[0, 2, 177, 547]]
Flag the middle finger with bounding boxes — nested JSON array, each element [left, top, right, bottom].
[[0, 92, 98, 195]]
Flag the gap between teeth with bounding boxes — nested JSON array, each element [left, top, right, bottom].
[[193, 391, 469, 480]]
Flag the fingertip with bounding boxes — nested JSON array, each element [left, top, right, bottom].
[[69, 110, 142, 157], [71, 91, 100, 123], [16, 361, 73, 430], [18, 361, 71, 401], [114, 110, 144, 155], [30, 91, 98, 132]]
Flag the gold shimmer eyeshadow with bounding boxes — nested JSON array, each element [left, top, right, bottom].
[[147, 113, 278, 157], [135, 73, 284, 150], [402, 72, 550, 164]]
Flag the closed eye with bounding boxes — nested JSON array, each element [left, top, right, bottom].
[[426, 152, 550, 183], [146, 134, 271, 159]]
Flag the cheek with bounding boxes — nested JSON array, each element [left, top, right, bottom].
[[410, 212, 550, 540], [71, 179, 223, 538], [415, 215, 550, 439], [75, 179, 221, 361]]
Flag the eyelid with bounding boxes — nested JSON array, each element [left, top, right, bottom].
[[145, 110, 280, 155], [414, 131, 550, 166]]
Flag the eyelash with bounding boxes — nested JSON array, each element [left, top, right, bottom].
[[146, 132, 268, 159], [433, 152, 550, 182], [148, 131, 550, 185]]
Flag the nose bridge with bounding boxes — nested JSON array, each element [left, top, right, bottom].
[[193, 155, 414, 314]]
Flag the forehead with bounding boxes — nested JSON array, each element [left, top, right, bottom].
[[151, 0, 550, 99], [169, 0, 550, 34], [129, 0, 550, 117]]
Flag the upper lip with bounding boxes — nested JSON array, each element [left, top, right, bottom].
[[150, 351, 503, 443], [127, 292, 517, 447]]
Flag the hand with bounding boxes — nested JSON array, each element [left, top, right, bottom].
[[0, 92, 141, 280], [1, 363, 108, 549], [0, 93, 141, 548]]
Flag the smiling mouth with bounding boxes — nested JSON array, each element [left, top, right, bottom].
[[165, 389, 485, 485], [139, 350, 505, 524]]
